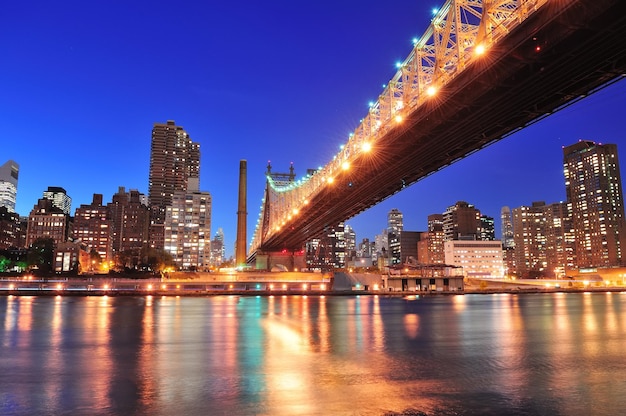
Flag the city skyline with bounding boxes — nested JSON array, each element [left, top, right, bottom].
[[3, 1, 626, 256]]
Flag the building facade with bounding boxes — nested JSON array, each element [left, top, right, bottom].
[[107, 187, 149, 267], [42, 186, 72, 215], [0, 160, 19, 212], [73, 194, 112, 270], [26, 198, 70, 247], [164, 190, 212, 270], [563, 140, 626, 268], [148, 120, 201, 249], [444, 240, 504, 279], [443, 201, 480, 241]]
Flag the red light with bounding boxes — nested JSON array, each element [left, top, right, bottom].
[[535, 46, 541, 52]]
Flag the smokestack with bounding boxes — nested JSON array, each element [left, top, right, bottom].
[[236, 160, 247, 267]]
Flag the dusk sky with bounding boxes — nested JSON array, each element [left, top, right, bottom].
[[3, 1, 626, 257]]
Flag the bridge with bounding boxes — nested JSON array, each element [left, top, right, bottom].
[[248, 0, 626, 264]]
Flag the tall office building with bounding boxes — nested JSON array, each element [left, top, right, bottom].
[[563, 141, 626, 268], [210, 228, 225, 267], [387, 209, 404, 265], [0, 160, 19, 213], [500, 206, 515, 249], [479, 215, 495, 241], [148, 121, 201, 249], [43, 186, 72, 215]]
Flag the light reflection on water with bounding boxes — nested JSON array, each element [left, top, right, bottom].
[[0, 293, 625, 415]]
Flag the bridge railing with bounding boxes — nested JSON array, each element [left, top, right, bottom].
[[250, 0, 547, 254]]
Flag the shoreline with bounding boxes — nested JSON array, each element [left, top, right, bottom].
[[2, 286, 625, 297]]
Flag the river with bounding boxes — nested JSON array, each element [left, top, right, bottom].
[[1, 292, 625, 415]]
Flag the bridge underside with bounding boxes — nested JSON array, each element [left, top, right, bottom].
[[259, 0, 626, 252]]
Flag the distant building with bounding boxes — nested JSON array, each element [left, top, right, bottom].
[[417, 214, 445, 264], [344, 224, 357, 260], [512, 201, 574, 278], [164, 190, 212, 270], [42, 186, 72, 215], [500, 206, 514, 249], [73, 194, 112, 269], [0, 206, 22, 249], [563, 140, 626, 268], [479, 215, 495, 241], [107, 187, 149, 267], [0, 160, 19, 213], [148, 120, 200, 249], [26, 198, 70, 247], [210, 228, 225, 267], [306, 222, 346, 270], [387, 209, 404, 265], [398, 231, 421, 264], [444, 240, 504, 279], [443, 201, 480, 241]]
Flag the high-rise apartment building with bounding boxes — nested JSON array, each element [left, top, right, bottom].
[[107, 187, 149, 267], [164, 190, 212, 270], [443, 201, 480, 241], [42, 186, 72, 215], [563, 141, 626, 268], [512, 201, 574, 278], [0, 160, 19, 213], [73, 194, 112, 267], [148, 121, 200, 230]]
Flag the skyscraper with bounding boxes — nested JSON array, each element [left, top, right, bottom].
[[387, 208, 403, 265], [500, 206, 514, 249], [0, 160, 19, 212], [563, 141, 626, 268], [148, 120, 201, 248]]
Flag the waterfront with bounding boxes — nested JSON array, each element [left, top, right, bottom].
[[1, 293, 625, 415]]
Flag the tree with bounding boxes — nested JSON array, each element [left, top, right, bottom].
[[27, 238, 55, 275]]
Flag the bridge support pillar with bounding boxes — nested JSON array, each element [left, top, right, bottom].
[[255, 250, 306, 272]]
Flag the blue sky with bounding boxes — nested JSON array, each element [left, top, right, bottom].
[[3, 1, 626, 257]]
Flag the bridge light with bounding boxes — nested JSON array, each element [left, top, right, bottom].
[[304, 199, 309, 205], [292, 208, 299, 215], [342, 161, 350, 171], [394, 115, 403, 123], [431, 7, 438, 15], [412, 37, 418, 45], [426, 86, 437, 96], [362, 142, 372, 152], [395, 61, 402, 69], [368, 101, 374, 108], [327, 177, 334, 184], [475, 43, 486, 56]]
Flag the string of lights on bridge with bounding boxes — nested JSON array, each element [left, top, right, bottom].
[[250, 0, 547, 252]]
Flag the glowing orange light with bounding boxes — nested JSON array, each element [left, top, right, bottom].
[[327, 177, 334, 184], [362, 142, 372, 152], [342, 161, 350, 170], [394, 115, 403, 123], [475, 43, 486, 55], [426, 86, 437, 96]]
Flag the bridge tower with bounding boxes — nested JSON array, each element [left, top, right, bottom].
[[254, 162, 306, 271]]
